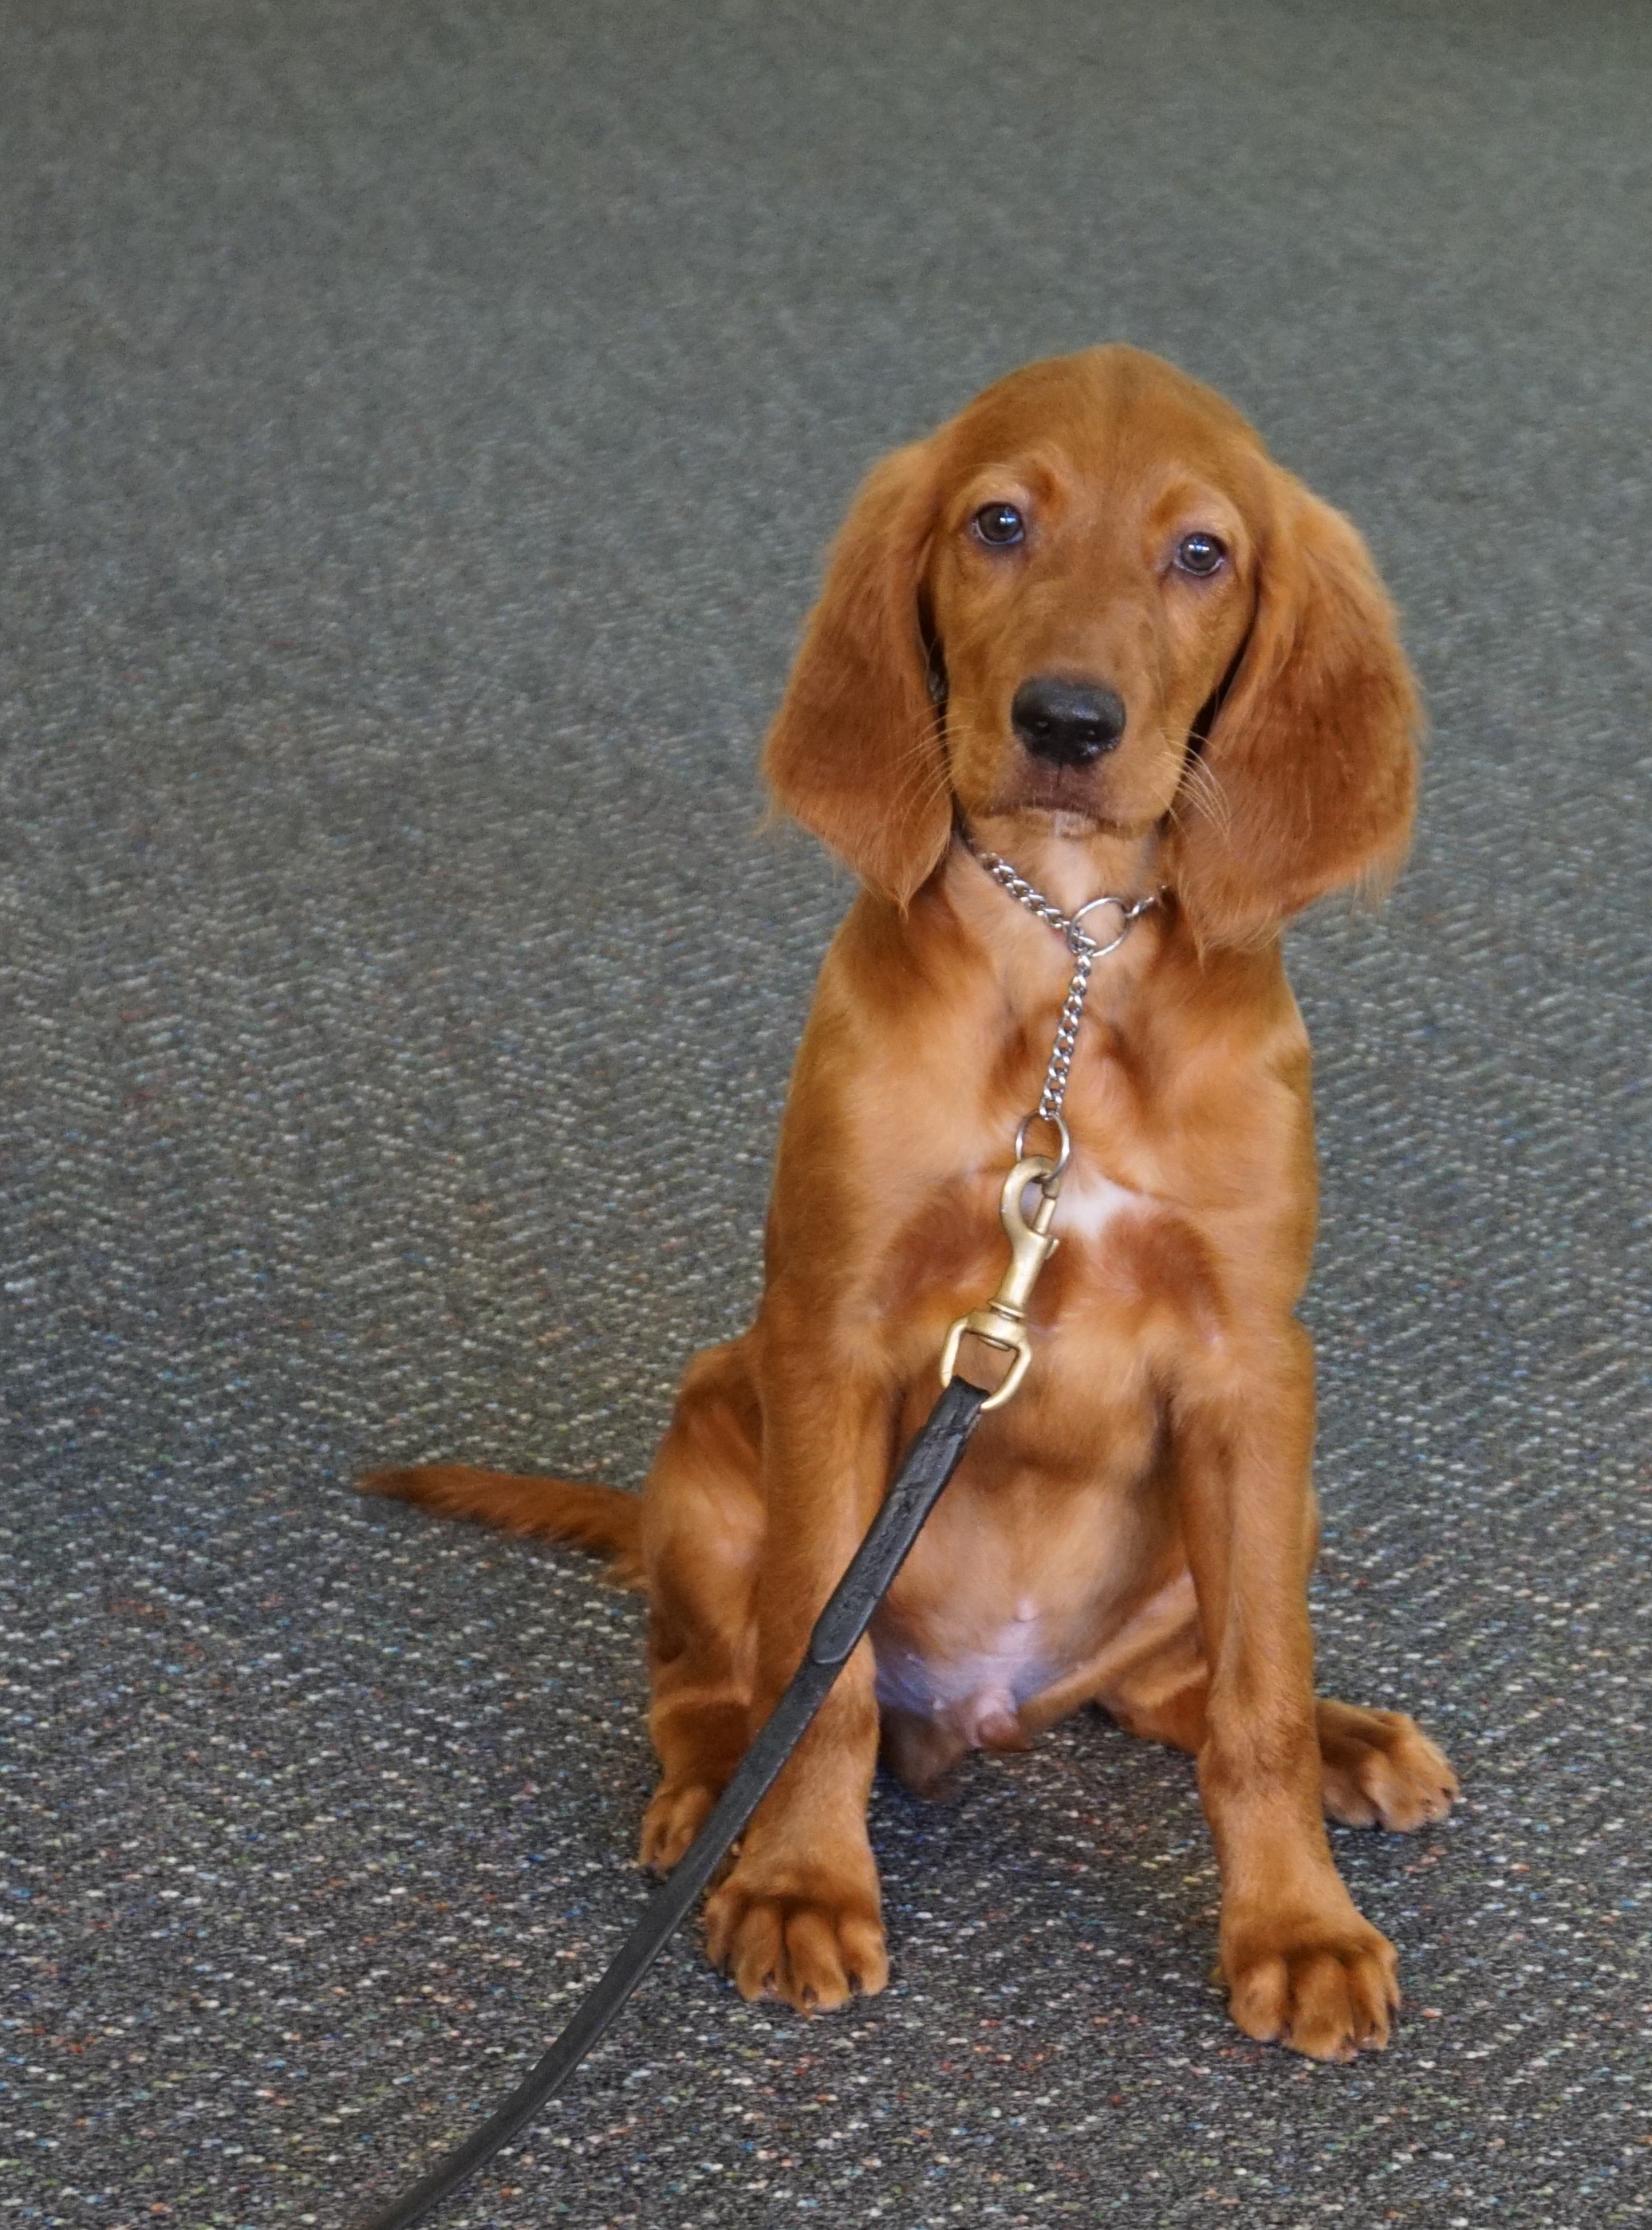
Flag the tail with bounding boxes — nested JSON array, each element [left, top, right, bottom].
[[360, 1463, 645, 1589]]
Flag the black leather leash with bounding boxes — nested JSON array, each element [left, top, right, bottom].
[[357, 1374, 990, 2230]]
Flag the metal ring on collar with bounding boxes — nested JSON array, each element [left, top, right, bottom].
[[1014, 1108, 1071, 1178], [1067, 894, 1133, 959]]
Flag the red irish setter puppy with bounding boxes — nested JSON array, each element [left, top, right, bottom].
[[367, 345, 1457, 2061]]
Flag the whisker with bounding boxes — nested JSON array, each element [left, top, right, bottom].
[[881, 709, 952, 824], [1177, 753, 1233, 843]]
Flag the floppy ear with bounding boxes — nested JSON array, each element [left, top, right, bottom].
[[763, 442, 952, 905], [1167, 471, 1421, 947]]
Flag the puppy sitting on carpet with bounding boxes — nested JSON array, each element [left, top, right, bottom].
[[367, 345, 1457, 2062]]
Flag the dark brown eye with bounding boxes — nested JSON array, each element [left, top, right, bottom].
[[972, 502, 1026, 548], [1175, 531, 1227, 577]]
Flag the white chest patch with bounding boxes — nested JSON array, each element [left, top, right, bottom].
[[1052, 1164, 1145, 1245]]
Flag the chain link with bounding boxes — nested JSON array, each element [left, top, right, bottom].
[[964, 846, 1074, 938], [1037, 945, 1094, 1122]]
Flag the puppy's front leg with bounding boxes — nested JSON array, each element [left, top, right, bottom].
[[1176, 1325, 1399, 2061], [702, 1345, 892, 2013]]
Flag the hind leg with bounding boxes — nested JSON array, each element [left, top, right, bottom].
[[1110, 1675, 1458, 1830], [1094, 1579, 1457, 1832], [637, 1339, 765, 1872]]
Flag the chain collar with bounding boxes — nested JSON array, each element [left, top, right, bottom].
[[959, 828, 1159, 958], [957, 828, 1159, 1172]]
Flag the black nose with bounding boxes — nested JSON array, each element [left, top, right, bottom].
[[1011, 676, 1126, 767]]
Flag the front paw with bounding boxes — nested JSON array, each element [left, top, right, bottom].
[[1220, 1905, 1400, 2061], [704, 1860, 888, 2014]]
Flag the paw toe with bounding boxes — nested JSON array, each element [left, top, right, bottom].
[[1228, 1953, 1290, 2044]]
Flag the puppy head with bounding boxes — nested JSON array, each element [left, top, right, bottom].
[[763, 345, 1420, 939]]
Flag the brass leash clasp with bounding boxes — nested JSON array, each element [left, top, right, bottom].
[[939, 1152, 1062, 1412]]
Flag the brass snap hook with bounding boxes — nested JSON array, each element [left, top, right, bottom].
[[939, 1153, 1062, 1412]]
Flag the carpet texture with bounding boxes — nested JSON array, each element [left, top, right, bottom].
[[2, 2, 1648, 2223]]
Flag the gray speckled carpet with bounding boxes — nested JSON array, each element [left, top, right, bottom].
[[3, 2, 1649, 2223]]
